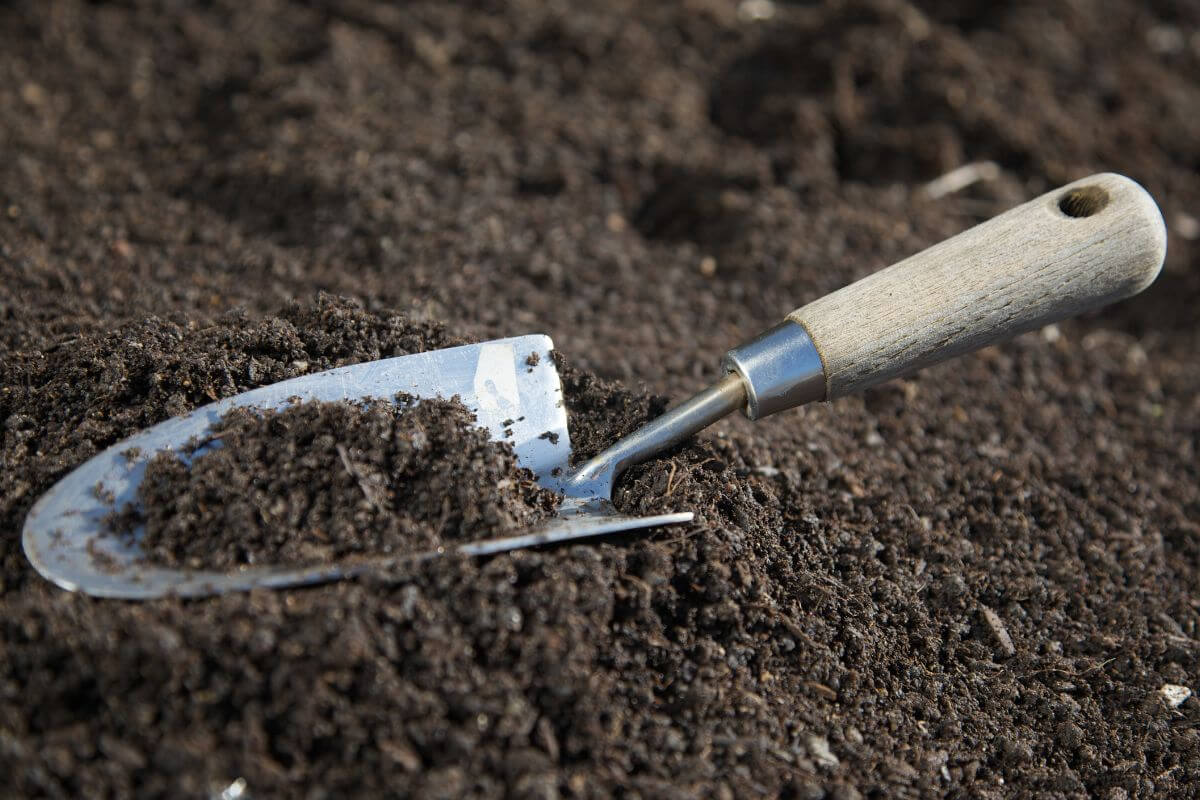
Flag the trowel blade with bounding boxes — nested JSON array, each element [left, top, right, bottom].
[[23, 335, 585, 598]]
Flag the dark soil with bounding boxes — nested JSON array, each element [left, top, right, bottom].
[[2, 1, 1199, 798], [117, 397, 558, 570]]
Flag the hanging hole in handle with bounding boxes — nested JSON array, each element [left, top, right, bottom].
[[1058, 185, 1110, 218]]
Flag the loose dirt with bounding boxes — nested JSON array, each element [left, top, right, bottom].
[[2, 1, 1198, 798], [114, 397, 558, 570]]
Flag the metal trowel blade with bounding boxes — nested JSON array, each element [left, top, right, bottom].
[[22, 335, 691, 599]]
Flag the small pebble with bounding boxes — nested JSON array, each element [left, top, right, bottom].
[[979, 604, 1016, 657], [1160, 684, 1192, 708], [807, 735, 840, 768]]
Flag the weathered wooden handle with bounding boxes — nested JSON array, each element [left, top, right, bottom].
[[789, 173, 1166, 400]]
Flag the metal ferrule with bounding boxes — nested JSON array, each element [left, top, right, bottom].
[[723, 320, 826, 419]]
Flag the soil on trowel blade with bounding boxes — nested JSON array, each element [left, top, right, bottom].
[[3, 1, 1199, 798], [113, 398, 558, 570]]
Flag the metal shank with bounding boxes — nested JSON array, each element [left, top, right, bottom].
[[563, 373, 747, 501], [564, 320, 829, 499]]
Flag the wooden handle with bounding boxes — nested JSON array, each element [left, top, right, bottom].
[[788, 173, 1166, 400]]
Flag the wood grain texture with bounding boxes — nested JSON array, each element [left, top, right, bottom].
[[789, 173, 1166, 400]]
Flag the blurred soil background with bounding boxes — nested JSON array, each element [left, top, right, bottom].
[[1, 1, 1198, 797]]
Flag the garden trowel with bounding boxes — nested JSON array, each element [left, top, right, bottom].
[[23, 173, 1166, 598]]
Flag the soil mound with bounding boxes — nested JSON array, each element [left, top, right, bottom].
[[116, 397, 558, 569]]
